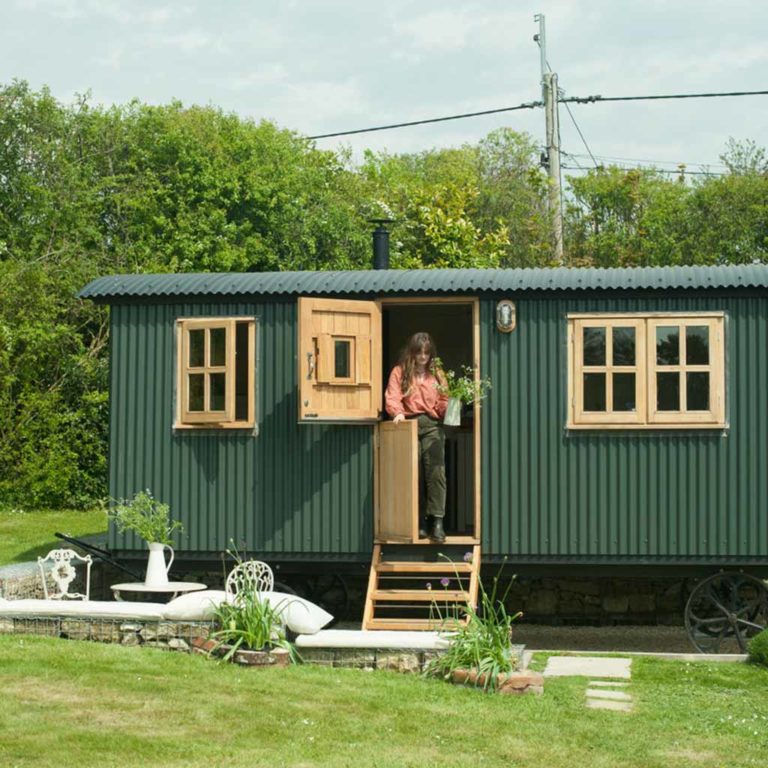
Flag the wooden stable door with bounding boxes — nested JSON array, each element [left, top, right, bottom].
[[298, 297, 382, 422], [376, 420, 419, 542]]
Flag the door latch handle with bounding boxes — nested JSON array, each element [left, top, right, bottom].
[[306, 351, 315, 380]]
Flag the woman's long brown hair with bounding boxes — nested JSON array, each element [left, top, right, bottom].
[[398, 332, 440, 394]]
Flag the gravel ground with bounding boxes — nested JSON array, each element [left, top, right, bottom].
[[512, 623, 696, 653]]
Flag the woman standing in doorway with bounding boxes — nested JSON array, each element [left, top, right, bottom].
[[385, 332, 449, 542]]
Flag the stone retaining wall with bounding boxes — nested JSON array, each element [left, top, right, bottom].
[[0, 614, 213, 651], [507, 576, 688, 624]]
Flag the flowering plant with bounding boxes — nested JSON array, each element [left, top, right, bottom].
[[434, 359, 491, 404], [426, 557, 521, 691]]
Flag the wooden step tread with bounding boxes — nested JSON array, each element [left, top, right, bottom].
[[366, 618, 463, 631], [372, 589, 469, 602], [376, 561, 473, 573]]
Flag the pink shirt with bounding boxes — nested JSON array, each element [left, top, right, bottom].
[[385, 365, 448, 420]]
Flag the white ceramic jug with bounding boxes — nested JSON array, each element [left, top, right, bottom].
[[144, 542, 174, 587]]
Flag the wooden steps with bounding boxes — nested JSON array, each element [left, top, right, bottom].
[[363, 544, 481, 631]]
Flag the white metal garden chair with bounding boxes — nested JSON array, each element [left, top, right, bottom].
[[37, 548, 93, 600], [225, 560, 274, 601]]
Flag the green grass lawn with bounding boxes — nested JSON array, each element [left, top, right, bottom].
[[0, 508, 107, 565], [0, 635, 766, 768]]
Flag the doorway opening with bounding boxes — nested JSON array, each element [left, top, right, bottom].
[[380, 299, 479, 542]]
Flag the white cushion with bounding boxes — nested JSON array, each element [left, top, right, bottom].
[[260, 592, 333, 634], [161, 590, 229, 621], [0, 598, 166, 621]]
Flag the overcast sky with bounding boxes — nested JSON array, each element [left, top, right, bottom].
[[2, 0, 766, 175]]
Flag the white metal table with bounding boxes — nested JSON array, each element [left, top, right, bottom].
[[110, 581, 207, 602]]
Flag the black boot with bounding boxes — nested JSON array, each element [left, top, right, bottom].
[[430, 518, 446, 543], [419, 516, 432, 539]]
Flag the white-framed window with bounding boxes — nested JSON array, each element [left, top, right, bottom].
[[567, 313, 725, 429], [175, 317, 256, 429]]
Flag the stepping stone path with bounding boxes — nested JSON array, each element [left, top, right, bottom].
[[585, 680, 633, 712], [542, 656, 634, 712]]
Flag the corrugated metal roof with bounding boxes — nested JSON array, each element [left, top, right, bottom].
[[79, 264, 768, 301]]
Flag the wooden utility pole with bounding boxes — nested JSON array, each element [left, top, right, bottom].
[[534, 14, 564, 263]]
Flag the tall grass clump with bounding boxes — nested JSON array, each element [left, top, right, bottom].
[[427, 560, 521, 691], [210, 552, 297, 663]]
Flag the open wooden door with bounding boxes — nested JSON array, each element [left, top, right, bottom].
[[376, 420, 419, 542], [298, 298, 382, 422]]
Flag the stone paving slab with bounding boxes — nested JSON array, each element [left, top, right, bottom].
[[586, 688, 632, 701], [586, 698, 633, 712], [543, 656, 632, 678], [588, 680, 629, 687]]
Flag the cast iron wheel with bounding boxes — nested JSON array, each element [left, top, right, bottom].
[[292, 573, 349, 627], [684, 572, 768, 653]]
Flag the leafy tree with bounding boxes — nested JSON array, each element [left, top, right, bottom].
[[359, 129, 549, 268], [475, 128, 553, 266], [720, 138, 767, 175], [565, 158, 768, 266], [565, 166, 693, 266]]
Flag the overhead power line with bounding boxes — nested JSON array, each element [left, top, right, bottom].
[[307, 101, 542, 139], [544, 56, 599, 168], [566, 152, 729, 169], [562, 99, 598, 167], [561, 89, 768, 104], [308, 89, 768, 140], [561, 163, 725, 177]]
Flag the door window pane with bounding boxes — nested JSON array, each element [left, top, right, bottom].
[[210, 373, 226, 411], [334, 340, 351, 378], [687, 372, 710, 411], [657, 372, 680, 411], [188, 374, 205, 411], [189, 330, 205, 368], [612, 327, 636, 366], [613, 373, 636, 412], [656, 327, 679, 365], [686, 326, 709, 365], [209, 328, 226, 366], [583, 327, 606, 365], [583, 373, 606, 411]]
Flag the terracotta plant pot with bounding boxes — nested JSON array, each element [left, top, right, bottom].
[[450, 667, 544, 695]]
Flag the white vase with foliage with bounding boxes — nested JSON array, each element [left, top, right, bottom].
[[436, 360, 492, 427], [109, 490, 183, 587]]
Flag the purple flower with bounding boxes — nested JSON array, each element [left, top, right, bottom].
[[463, 552, 473, 563], [440, 577, 450, 588], [425, 582, 432, 590]]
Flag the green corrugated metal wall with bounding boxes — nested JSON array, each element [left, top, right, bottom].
[[109, 288, 768, 564], [481, 290, 768, 562], [108, 299, 373, 556]]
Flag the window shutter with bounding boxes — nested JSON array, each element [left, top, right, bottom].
[[298, 298, 382, 421]]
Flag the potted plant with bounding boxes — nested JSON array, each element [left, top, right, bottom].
[[109, 490, 183, 587], [435, 361, 492, 426], [210, 581, 296, 667]]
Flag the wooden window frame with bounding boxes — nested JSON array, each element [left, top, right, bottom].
[[567, 312, 726, 430], [175, 316, 256, 430]]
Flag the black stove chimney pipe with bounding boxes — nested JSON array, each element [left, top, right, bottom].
[[370, 218, 394, 270]]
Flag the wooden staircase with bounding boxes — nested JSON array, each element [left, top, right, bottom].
[[363, 544, 481, 630]]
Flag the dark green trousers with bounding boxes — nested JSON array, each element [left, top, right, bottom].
[[417, 415, 446, 520]]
